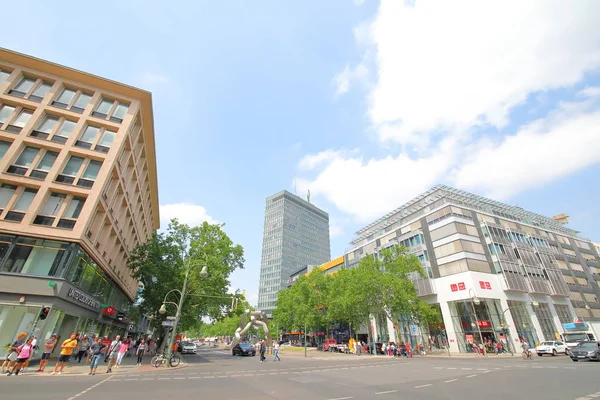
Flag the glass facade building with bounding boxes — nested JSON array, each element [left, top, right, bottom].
[[258, 190, 330, 314]]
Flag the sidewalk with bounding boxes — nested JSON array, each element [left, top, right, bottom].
[[1, 352, 186, 377]]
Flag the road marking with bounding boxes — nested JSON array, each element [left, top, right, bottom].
[[204, 376, 215, 379], [217, 375, 227, 378], [375, 390, 397, 395], [141, 378, 154, 381], [467, 374, 477, 378], [326, 397, 353, 400], [434, 367, 444, 369], [243, 374, 254, 376], [158, 377, 171, 380], [188, 376, 201, 379], [461, 368, 472, 370], [269, 372, 278, 375], [564, 367, 576, 369], [445, 379, 458, 383], [174, 377, 186, 380], [230, 375, 241, 377], [124, 378, 138, 381], [483, 370, 491, 374], [547, 366, 558, 369], [476, 368, 487, 371], [447, 367, 457, 370], [415, 384, 432, 389], [66, 375, 113, 400]]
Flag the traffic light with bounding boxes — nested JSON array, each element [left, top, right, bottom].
[[39, 307, 51, 320]]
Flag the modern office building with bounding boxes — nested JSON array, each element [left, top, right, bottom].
[[258, 190, 330, 315], [344, 185, 600, 353], [0, 48, 159, 349]]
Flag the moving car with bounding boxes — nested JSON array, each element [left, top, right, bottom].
[[181, 342, 197, 354], [232, 343, 256, 357], [536, 341, 567, 356], [570, 341, 600, 362]]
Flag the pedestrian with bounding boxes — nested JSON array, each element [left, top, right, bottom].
[[259, 340, 266, 362], [106, 335, 121, 373], [136, 339, 147, 366], [116, 339, 128, 367], [89, 338, 106, 375], [37, 333, 58, 372], [6, 337, 35, 376], [51, 333, 78, 375], [20, 335, 37, 372], [77, 336, 89, 363], [71, 334, 81, 363], [273, 341, 281, 361], [1, 332, 27, 373]]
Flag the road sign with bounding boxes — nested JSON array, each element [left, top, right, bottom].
[[161, 321, 174, 327], [128, 324, 136, 332], [166, 316, 176, 320], [410, 325, 417, 334]]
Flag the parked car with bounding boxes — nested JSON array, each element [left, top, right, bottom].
[[570, 341, 600, 362], [232, 343, 256, 357], [180, 342, 197, 354], [536, 341, 567, 356]]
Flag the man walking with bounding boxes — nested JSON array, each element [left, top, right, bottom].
[[273, 341, 281, 361], [259, 340, 266, 362], [89, 338, 106, 375], [51, 333, 78, 375], [37, 333, 57, 372], [106, 335, 121, 373]]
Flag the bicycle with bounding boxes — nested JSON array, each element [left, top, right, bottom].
[[522, 349, 532, 360], [150, 353, 181, 368]]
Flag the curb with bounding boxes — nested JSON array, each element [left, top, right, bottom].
[[0, 363, 188, 378]]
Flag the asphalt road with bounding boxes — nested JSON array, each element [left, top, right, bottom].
[[2, 347, 599, 400]]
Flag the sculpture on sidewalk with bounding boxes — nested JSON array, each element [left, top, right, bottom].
[[231, 310, 272, 347]]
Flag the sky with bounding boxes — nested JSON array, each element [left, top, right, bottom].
[[3, 0, 600, 307]]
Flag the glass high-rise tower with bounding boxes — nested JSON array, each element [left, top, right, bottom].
[[258, 190, 331, 315]]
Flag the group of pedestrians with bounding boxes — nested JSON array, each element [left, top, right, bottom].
[[3, 331, 155, 377], [256, 340, 281, 362]]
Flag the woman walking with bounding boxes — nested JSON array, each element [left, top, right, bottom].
[[1, 332, 27, 373], [136, 339, 146, 366], [6, 337, 34, 376], [116, 339, 129, 367]]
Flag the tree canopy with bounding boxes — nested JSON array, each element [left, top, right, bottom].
[[128, 219, 245, 332], [273, 245, 441, 338]]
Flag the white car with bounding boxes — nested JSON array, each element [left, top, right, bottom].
[[181, 342, 197, 354], [536, 341, 567, 356]]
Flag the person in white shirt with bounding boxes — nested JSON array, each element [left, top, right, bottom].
[[273, 341, 281, 361]]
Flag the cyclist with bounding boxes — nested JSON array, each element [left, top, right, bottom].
[[521, 341, 531, 359]]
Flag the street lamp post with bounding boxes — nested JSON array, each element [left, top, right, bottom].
[[468, 289, 487, 358], [160, 261, 208, 366]]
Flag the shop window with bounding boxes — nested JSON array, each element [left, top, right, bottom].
[[5, 188, 37, 222], [52, 87, 92, 113]]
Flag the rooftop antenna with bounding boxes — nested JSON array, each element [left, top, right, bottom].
[[307, 189, 311, 203], [294, 179, 297, 195]]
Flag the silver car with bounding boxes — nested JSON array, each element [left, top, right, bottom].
[[181, 342, 197, 354]]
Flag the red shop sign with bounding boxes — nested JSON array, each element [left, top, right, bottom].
[[450, 284, 458, 292], [477, 320, 492, 328], [485, 282, 492, 290], [457, 282, 466, 290]]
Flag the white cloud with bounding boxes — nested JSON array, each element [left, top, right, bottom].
[[159, 203, 216, 229], [333, 63, 369, 96], [299, 1, 600, 221]]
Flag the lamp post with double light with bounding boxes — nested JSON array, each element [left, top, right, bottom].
[[159, 261, 208, 366]]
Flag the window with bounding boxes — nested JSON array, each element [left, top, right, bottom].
[[75, 125, 99, 149], [52, 88, 92, 113], [9, 77, 36, 97], [77, 160, 102, 188], [5, 188, 38, 222], [6, 109, 33, 132], [31, 115, 59, 139], [0, 70, 11, 84], [92, 98, 129, 123], [33, 193, 66, 226], [0, 104, 16, 125], [0, 141, 11, 158], [51, 119, 76, 144], [56, 156, 84, 184], [0, 184, 17, 212], [8, 146, 39, 175], [30, 81, 52, 102], [95, 130, 115, 153], [59, 196, 85, 229], [30, 151, 58, 179]]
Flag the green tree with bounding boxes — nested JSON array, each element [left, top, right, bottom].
[[128, 219, 245, 332]]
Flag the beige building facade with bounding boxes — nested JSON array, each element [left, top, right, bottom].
[[0, 48, 159, 349]]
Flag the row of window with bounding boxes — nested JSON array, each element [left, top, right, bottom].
[[0, 104, 116, 153], [0, 141, 102, 188], [0, 71, 129, 123], [0, 183, 84, 229]]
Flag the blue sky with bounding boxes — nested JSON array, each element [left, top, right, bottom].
[[3, 0, 600, 306]]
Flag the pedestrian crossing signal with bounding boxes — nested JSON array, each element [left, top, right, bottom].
[[39, 307, 51, 320]]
